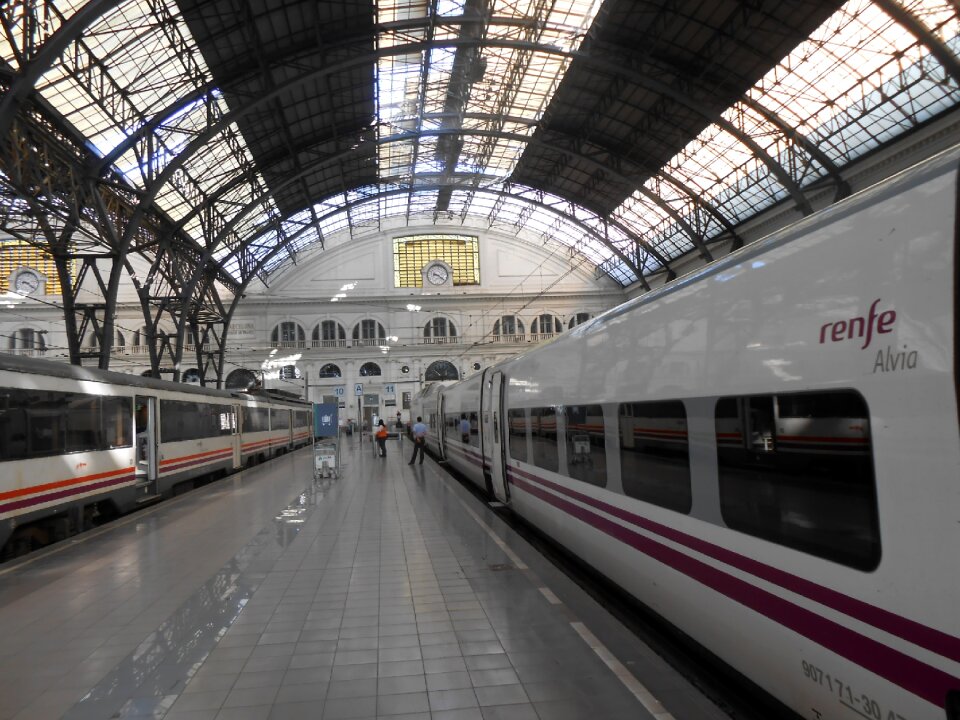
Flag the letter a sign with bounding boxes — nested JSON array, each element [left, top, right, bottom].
[[354, 383, 363, 397]]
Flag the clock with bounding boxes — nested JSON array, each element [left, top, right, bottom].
[[424, 262, 450, 286], [13, 269, 41, 295]]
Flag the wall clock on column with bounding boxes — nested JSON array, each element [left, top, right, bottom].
[[13, 268, 42, 295], [423, 261, 451, 287]]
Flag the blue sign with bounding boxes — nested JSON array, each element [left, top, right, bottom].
[[334, 386, 345, 396], [313, 403, 338, 438]]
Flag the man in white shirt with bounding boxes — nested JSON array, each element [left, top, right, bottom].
[[408, 416, 427, 465]]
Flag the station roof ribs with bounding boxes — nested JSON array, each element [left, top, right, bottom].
[[510, 1, 846, 216]]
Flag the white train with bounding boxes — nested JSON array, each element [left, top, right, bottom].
[[413, 147, 960, 720], [0, 355, 312, 558]]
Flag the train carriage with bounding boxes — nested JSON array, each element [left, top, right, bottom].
[[0, 356, 312, 558], [427, 147, 960, 719]]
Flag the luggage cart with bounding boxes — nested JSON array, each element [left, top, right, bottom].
[[314, 436, 339, 478], [313, 402, 340, 479]]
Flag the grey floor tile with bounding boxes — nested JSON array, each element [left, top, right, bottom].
[[274, 683, 328, 704], [431, 709, 483, 720], [375, 692, 429, 716], [377, 675, 426, 696], [169, 689, 230, 713], [378, 646, 422, 663], [223, 686, 280, 708], [377, 660, 424, 678], [232, 671, 286, 691], [479, 704, 539, 720], [321, 695, 376, 719], [423, 657, 468, 675], [327, 678, 378, 699], [473, 685, 529, 707], [267, 701, 323, 720], [330, 664, 379, 682], [463, 655, 512, 672], [427, 688, 479, 712], [288, 653, 335, 670], [214, 706, 273, 720], [282, 667, 332, 686]]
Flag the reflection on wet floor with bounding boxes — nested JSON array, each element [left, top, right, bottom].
[[273, 476, 338, 547], [63, 472, 341, 720]]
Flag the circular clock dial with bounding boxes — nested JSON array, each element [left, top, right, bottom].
[[14, 270, 40, 294], [426, 264, 449, 285]]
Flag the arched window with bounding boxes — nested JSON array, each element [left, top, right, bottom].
[[182, 368, 201, 384], [425, 360, 460, 381], [492, 315, 525, 343], [318, 363, 342, 378], [352, 319, 385, 347], [271, 321, 305, 348], [313, 320, 346, 348], [8, 328, 46, 356], [568, 312, 592, 329], [226, 368, 259, 390], [423, 317, 458, 344], [359, 362, 382, 377], [531, 314, 561, 339], [85, 329, 125, 354]]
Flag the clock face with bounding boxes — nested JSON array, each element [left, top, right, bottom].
[[425, 263, 449, 285], [14, 270, 40, 295]]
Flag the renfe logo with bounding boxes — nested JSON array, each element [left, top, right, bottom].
[[819, 299, 896, 350]]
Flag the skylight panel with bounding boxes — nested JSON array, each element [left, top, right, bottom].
[[612, 0, 960, 279], [376, 0, 603, 183]]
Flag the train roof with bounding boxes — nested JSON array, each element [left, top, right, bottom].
[[0, 353, 309, 406]]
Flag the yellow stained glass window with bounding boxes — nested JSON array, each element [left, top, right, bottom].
[[394, 234, 480, 288], [0, 241, 68, 295]]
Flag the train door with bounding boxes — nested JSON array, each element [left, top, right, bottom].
[[489, 372, 509, 503], [134, 395, 159, 496], [231, 404, 242, 469]]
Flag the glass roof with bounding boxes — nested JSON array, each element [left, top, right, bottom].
[[1, 0, 958, 290]]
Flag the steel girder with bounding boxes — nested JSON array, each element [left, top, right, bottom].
[[79, 31, 876, 279], [0, 3, 954, 332], [0, 88, 238, 375]]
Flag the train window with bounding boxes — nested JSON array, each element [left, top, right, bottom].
[[507, 409, 528, 462], [161, 401, 230, 442], [564, 405, 607, 487], [0, 390, 132, 461], [65, 395, 102, 452], [619, 401, 691, 513], [714, 391, 879, 570], [467, 411, 480, 448], [445, 412, 478, 447], [530, 407, 559, 472], [271, 409, 291, 430], [103, 397, 132, 448], [242, 406, 270, 433]]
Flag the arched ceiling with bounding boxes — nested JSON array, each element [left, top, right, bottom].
[[1, 0, 959, 297]]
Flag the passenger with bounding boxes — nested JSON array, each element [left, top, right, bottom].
[[396, 411, 403, 429], [375, 419, 388, 458], [408, 416, 427, 465], [460, 413, 471, 444]]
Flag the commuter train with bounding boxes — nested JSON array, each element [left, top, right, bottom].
[[413, 147, 960, 720], [0, 355, 313, 558]]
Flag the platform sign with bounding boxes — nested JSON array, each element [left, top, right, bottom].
[[364, 394, 379, 405], [354, 383, 363, 397], [334, 386, 345, 397], [313, 403, 338, 438], [384, 384, 396, 395]]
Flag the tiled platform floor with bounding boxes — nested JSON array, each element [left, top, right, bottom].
[[0, 436, 729, 720]]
